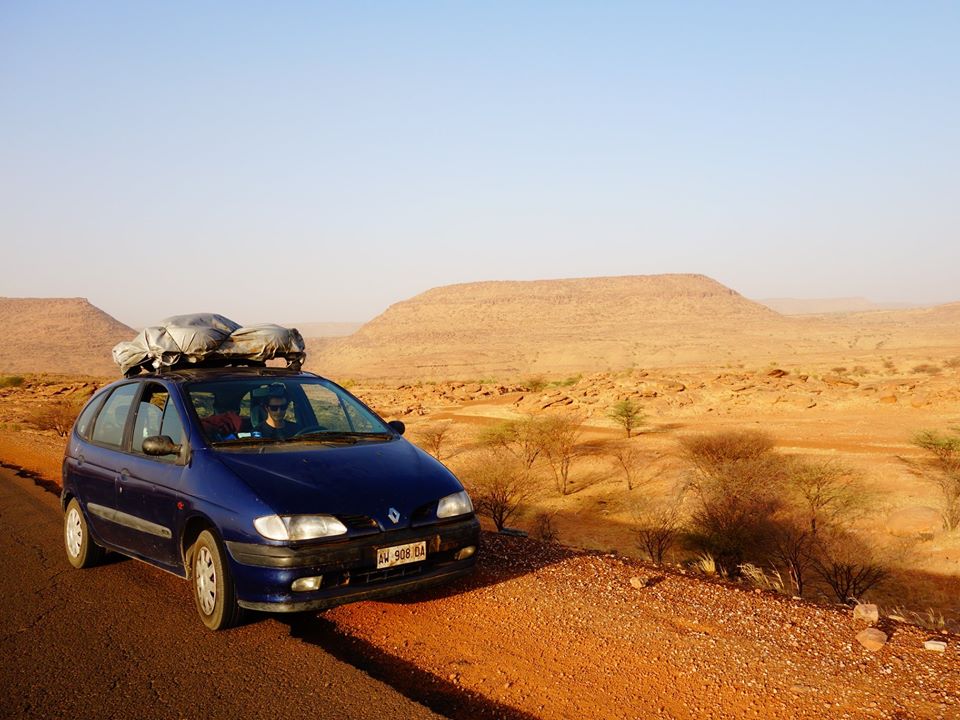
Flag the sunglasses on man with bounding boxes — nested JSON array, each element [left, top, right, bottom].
[[267, 403, 287, 412]]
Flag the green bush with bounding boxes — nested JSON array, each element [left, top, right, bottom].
[[0, 375, 25, 388]]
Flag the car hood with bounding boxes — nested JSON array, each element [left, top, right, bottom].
[[214, 438, 464, 529]]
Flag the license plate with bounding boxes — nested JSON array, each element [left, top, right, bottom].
[[376, 541, 426, 569]]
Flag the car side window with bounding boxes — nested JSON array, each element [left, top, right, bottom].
[[160, 398, 185, 447], [74, 393, 105, 439], [132, 384, 186, 455], [91, 384, 138, 448]]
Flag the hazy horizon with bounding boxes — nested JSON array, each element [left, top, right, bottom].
[[2, 3, 957, 328]]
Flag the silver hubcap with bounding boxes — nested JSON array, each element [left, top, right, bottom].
[[66, 508, 82, 558], [195, 546, 217, 615]]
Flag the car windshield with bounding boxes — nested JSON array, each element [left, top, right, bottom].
[[186, 377, 391, 446]]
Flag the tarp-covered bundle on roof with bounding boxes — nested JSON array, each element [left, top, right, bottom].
[[112, 313, 306, 377]]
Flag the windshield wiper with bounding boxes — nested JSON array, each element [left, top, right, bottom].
[[210, 437, 285, 447], [288, 431, 393, 444]]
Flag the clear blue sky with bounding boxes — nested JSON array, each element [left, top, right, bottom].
[[2, 2, 957, 327]]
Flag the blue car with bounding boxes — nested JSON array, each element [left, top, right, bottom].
[[61, 368, 479, 630]]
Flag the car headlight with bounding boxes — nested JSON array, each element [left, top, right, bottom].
[[437, 490, 474, 519], [254, 514, 348, 541]]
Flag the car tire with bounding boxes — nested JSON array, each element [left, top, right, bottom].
[[64, 497, 105, 569], [191, 529, 242, 631]]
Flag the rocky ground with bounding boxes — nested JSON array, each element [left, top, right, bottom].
[[326, 534, 959, 719]]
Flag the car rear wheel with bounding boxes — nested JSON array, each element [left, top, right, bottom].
[[191, 529, 242, 631], [64, 498, 105, 569]]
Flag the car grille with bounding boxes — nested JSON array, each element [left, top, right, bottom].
[[336, 514, 379, 534]]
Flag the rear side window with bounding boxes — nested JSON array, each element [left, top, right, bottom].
[[91, 384, 138, 448], [74, 394, 105, 439]]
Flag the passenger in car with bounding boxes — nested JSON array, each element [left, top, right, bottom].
[[253, 386, 299, 439], [200, 396, 244, 441]]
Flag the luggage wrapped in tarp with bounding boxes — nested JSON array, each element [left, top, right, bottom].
[[112, 314, 305, 377]]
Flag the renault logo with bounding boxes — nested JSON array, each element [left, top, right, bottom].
[[387, 507, 400, 524]]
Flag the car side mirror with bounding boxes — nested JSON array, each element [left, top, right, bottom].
[[387, 420, 405, 436], [142, 435, 182, 457]]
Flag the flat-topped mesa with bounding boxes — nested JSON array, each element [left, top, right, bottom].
[[0, 297, 134, 376], [359, 274, 775, 335], [309, 274, 790, 379]]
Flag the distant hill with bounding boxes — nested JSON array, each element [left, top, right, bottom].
[[0, 298, 132, 376], [308, 274, 811, 378], [284, 321, 364, 338], [757, 297, 918, 315]]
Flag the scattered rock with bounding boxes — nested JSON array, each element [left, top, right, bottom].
[[659, 380, 686, 393], [823, 375, 860, 388], [628, 576, 664, 590], [856, 628, 888, 651], [853, 604, 879, 625], [923, 640, 947, 653], [767, 368, 789, 378], [879, 394, 898, 404]]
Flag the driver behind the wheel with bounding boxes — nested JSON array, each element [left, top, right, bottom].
[[253, 384, 299, 440]]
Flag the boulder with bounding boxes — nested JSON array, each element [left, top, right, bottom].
[[853, 603, 879, 625], [856, 628, 887, 651]]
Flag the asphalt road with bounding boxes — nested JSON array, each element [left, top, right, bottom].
[[0, 467, 445, 720]]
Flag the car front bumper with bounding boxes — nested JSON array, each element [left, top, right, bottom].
[[224, 516, 480, 612]]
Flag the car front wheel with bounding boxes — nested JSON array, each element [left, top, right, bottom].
[[64, 498, 104, 569], [191, 529, 242, 631]]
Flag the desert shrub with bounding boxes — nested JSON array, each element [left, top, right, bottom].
[[523, 375, 548, 393], [532, 511, 559, 542], [831, 366, 848, 374], [912, 363, 942, 375], [887, 607, 956, 632], [478, 415, 547, 472], [693, 552, 721, 577], [812, 532, 888, 604], [882, 358, 896, 371], [851, 365, 869, 376], [911, 429, 960, 530], [29, 400, 81, 437], [607, 398, 645, 438], [788, 459, 863, 536], [540, 412, 585, 496], [609, 441, 643, 490], [634, 499, 682, 565], [549, 374, 582, 388], [768, 520, 817, 596], [945, 357, 960, 370], [0, 375, 25, 388], [681, 430, 787, 576], [739, 563, 787, 593], [411, 421, 454, 461], [462, 450, 530, 531]]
